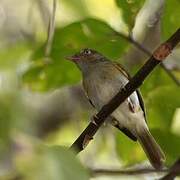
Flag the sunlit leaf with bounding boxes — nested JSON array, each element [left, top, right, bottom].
[[60, 0, 89, 17]]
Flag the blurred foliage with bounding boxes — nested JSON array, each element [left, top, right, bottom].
[[162, 0, 180, 39], [15, 145, 89, 180], [116, 128, 180, 166], [0, 0, 179, 179], [116, 132, 145, 165], [115, 0, 144, 30], [60, 0, 89, 17], [23, 18, 128, 91], [141, 67, 179, 129], [151, 129, 180, 164], [0, 42, 32, 70]]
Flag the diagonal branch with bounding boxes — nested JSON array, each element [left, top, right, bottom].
[[70, 28, 180, 153], [113, 32, 180, 86]]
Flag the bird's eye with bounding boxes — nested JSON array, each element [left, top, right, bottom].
[[83, 49, 91, 55]]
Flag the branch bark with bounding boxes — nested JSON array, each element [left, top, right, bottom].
[[113, 31, 180, 86], [91, 158, 180, 179], [91, 167, 168, 176], [160, 158, 180, 180], [70, 28, 180, 153]]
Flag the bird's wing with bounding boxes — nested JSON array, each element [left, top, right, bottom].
[[110, 116, 137, 141], [82, 80, 96, 108], [136, 89, 147, 122], [113, 62, 146, 121], [82, 62, 146, 141], [113, 62, 130, 79]]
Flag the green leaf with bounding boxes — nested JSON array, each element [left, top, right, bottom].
[[138, 66, 179, 129], [0, 91, 25, 159], [162, 0, 180, 39], [151, 129, 180, 165], [116, 132, 145, 165], [144, 85, 179, 129], [0, 42, 32, 70], [60, 0, 89, 17], [115, 0, 144, 30], [140, 66, 176, 95], [17, 146, 89, 180], [23, 18, 128, 91], [116, 128, 180, 166]]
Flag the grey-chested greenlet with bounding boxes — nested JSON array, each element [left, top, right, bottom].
[[66, 48, 165, 169]]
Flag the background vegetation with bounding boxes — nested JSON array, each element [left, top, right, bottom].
[[0, 0, 179, 179]]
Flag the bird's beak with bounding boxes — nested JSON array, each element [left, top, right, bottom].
[[65, 55, 80, 62]]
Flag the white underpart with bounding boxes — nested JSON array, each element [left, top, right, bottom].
[[84, 68, 148, 136]]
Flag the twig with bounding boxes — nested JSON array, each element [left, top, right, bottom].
[[70, 28, 180, 153], [45, 0, 57, 57], [90, 158, 180, 178], [37, 0, 50, 28], [160, 158, 180, 180], [113, 32, 180, 86], [91, 167, 168, 176]]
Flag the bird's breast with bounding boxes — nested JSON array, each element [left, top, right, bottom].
[[83, 66, 146, 133], [83, 69, 128, 110]]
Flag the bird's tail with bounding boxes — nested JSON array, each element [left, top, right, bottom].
[[137, 127, 165, 169]]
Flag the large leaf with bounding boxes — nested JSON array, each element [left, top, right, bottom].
[[16, 145, 89, 180], [145, 85, 180, 129], [115, 0, 144, 30], [23, 18, 128, 91]]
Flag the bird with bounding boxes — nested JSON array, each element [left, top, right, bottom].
[[66, 48, 165, 169]]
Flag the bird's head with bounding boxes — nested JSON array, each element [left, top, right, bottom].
[[66, 48, 106, 72]]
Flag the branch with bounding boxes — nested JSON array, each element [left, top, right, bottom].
[[91, 158, 180, 178], [70, 28, 180, 153], [45, 0, 57, 57], [37, 0, 50, 28], [113, 32, 180, 86], [91, 167, 168, 176], [114, 0, 179, 86], [160, 158, 180, 180]]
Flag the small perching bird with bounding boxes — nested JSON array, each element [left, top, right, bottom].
[[66, 48, 165, 169]]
